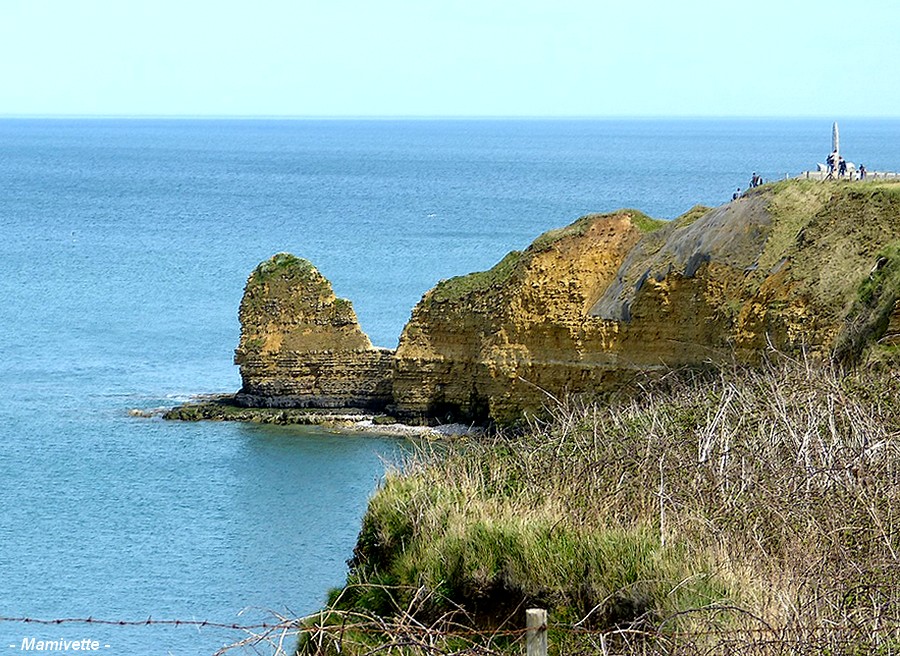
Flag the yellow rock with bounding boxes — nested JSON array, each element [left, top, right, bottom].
[[234, 181, 900, 424]]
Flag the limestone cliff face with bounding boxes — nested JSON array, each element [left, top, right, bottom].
[[234, 181, 900, 424], [234, 253, 392, 409], [391, 211, 657, 422], [392, 181, 900, 422], [595, 181, 900, 364]]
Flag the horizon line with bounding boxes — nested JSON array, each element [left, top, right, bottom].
[[2, 113, 900, 121]]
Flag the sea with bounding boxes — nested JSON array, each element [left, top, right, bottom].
[[1, 118, 899, 655]]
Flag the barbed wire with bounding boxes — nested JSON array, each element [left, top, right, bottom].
[[0, 616, 278, 630], [3, 613, 900, 637], [6, 612, 900, 656]]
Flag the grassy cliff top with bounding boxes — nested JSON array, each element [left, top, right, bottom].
[[245, 252, 338, 309], [592, 179, 900, 325], [430, 250, 524, 303], [761, 179, 900, 310], [672, 204, 713, 227], [249, 252, 319, 285], [530, 209, 664, 251], [429, 210, 656, 303]]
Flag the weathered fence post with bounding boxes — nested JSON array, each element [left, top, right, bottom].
[[526, 608, 547, 656]]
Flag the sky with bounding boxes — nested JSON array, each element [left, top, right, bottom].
[[1, 0, 898, 117]]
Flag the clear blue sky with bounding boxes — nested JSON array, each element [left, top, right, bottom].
[[1, 0, 897, 117]]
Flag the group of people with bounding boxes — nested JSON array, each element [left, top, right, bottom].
[[825, 151, 867, 179], [826, 151, 847, 177], [731, 172, 764, 200], [731, 151, 872, 201]]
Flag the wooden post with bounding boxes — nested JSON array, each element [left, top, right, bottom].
[[526, 608, 547, 656]]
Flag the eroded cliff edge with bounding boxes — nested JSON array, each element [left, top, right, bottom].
[[233, 253, 393, 410], [229, 180, 900, 424]]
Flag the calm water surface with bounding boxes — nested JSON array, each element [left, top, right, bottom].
[[1, 118, 899, 654]]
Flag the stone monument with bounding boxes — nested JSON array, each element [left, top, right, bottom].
[[832, 121, 840, 161]]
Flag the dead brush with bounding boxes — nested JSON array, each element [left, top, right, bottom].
[[222, 354, 900, 655], [525, 353, 900, 651]]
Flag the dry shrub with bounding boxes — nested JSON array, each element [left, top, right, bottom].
[[225, 354, 900, 655]]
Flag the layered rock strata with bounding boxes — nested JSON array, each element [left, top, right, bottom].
[[390, 210, 658, 422], [233, 253, 393, 410], [232, 181, 900, 424]]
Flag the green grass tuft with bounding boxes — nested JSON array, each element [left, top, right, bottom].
[[250, 252, 316, 284], [322, 356, 900, 654], [624, 209, 667, 233], [430, 251, 523, 302], [834, 241, 900, 362], [428, 210, 665, 305], [673, 204, 712, 228]]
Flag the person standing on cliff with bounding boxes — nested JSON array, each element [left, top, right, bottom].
[[860, 163, 867, 179]]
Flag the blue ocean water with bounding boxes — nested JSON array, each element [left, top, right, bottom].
[[1, 118, 899, 654]]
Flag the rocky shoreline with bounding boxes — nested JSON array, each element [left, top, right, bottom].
[[154, 396, 482, 438], [230, 181, 900, 426], [151, 179, 900, 430]]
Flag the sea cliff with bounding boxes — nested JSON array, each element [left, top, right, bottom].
[[208, 179, 900, 425], [232, 253, 394, 410], [175, 178, 900, 653]]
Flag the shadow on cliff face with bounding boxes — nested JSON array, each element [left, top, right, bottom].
[[230, 181, 900, 427], [591, 194, 771, 321], [423, 399, 491, 426]]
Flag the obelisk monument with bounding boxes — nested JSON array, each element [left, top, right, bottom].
[[832, 121, 840, 160]]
